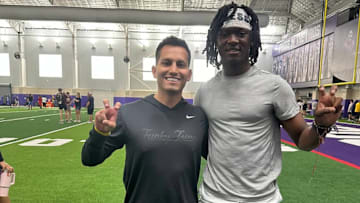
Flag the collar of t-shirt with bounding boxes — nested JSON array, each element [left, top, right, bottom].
[[144, 94, 187, 111], [220, 65, 257, 80]]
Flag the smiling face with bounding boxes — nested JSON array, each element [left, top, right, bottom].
[[216, 27, 251, 67], [152, 45, 192, 96]]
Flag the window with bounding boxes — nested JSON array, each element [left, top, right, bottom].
[[193, 59, 216, 82], [0, 53, 10, 76], [91, 56, 114, 80], [143, 57, 156, 81], [39, 54, 62, 78]]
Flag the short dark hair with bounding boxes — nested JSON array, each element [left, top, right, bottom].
[[58, 88, 62, 91], [155, 36, 191, 66], [203, 2, 262, 69]]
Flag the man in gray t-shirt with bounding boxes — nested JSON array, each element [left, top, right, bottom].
[[195, 3, 343, 203]]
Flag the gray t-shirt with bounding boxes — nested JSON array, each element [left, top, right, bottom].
[[195, 66, 299, 203]]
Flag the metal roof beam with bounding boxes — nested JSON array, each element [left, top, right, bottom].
[[305, 0, 355, 26], [114, 0, 119, 8], [0, 5, 270, 27], [249, 0, 258, 8], [65, 22, 75, 35], [7, 20, 25, 33], [329, 0, 356, 13], [308, 0, 322, 8], [285, 0, 294, 34], [85, 0, 91, 7]]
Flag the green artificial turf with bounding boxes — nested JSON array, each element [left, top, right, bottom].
[[1, 109, 359, 202]]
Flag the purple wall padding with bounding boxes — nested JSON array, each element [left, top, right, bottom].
[[113, 97, 193, 105], [1, 94, 195, 107]]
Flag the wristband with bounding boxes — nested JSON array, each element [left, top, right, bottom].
[[94, 126, 111, 136], [312, 120, 332, 138]]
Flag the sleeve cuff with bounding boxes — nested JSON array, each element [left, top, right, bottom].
[[87, 127, 108, 147], [94, 126, 111, 136]]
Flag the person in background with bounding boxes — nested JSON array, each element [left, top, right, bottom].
[[53, 95, 58, 107], [347, 99, 354, 121], [38, 95, 42, 109], [82, 36, 208, 203], [46, 98, 53, 108], [74, 92, 82, 122], [195, 3, 343, 203], [65, 92, 72, 123], [0, 152, 13, 175], [14, 96, 19, 107], [354, 100, 360, 122], [86, 92, 94, 123], [302, 101, 308, 116], [42, 96, 47, 109], [10, 97, 15, 107], [297, 99, 303, 114], [27, 94, 33, 110], [56, 88, 65, 124], [5, 95, 10, 106], [0, 152, 14, 203]]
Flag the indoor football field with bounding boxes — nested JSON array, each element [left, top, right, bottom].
[[0, 106, 359, 203]]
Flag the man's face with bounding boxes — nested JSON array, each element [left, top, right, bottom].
[[152, 45, 192, 94], [216, 27, 251, 65]]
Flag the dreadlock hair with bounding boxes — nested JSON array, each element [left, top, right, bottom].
[[203, 2, 262, 69]]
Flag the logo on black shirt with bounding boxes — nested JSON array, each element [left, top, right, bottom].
[[143, 128, 194, 143]]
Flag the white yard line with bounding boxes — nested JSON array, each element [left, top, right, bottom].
[[0, 108, 58, 114], [0, 110, 88, 122], [0, 122, 88, 147], [0, 113, 60, 123]]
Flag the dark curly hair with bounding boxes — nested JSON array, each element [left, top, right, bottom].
[[203, 2, 262, 69]]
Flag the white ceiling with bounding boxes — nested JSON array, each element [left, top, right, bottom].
[[0, 0, 357, 43]]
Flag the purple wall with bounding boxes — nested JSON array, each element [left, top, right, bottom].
[[1, 94, 194, 107], [113, 97, 194, 105]]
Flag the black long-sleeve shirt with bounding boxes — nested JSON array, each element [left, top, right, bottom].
[[82, 95, 208, 203]]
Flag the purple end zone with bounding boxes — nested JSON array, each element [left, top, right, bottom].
[[281, 120, 360, 169]]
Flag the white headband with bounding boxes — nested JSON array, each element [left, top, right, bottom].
[[222, 7, 252, 30]]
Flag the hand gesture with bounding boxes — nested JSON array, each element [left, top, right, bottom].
[[94, 99, 121, 135], [314, 86, 343, 127], [0, 161, 14, 174]]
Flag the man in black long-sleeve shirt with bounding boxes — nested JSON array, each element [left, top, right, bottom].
[[82, 36, 208, 203]]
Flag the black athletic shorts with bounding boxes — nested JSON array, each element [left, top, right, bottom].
[[59, 103, 65, 110], [88, 108, 94, 115]]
